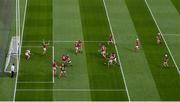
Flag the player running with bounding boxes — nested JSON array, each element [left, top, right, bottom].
[[108, 53, 118, 68], [59, 63, 66, 78], [25, 49, 31, 60], [99, 44, 107, 58], [75, 40, 82, 54], [52, 60, 57, 76], [135, 38, 140, 52], [66, 55, 72, 66], [163, 54, 169, 67], [42, 40, 49, 54], [108, 34, 113, 45], [156, 33, 161, 44]]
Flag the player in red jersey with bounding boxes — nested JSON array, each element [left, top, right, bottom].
[[108, 34, 113, 45], [75, 40, 82, 54], [66, 55, 72, 66], [52, 60, 57, 76], [135, 38, 140, 52], [99, 44, 107, 58], [42, 40, 49, 54], [108, 53, 118, 67], [61, 55, 67, 63], [156, 33, 161, 44], [163, 54, 169, 67], [59, 63, 66, 78]]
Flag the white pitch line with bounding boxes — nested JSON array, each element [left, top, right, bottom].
[[13, 0, 28, 101], [163, 34, 180, 36], [22, 40, 109, 43], [145, 0, 180, 75], [21, 45, 53, 48], [103, 0, 131, 101], [16, 89, 126, 92], [17, 81, 54, 84]]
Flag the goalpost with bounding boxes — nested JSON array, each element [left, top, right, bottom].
[[4, 0, 20, 73], [4, 36, 20, 73]]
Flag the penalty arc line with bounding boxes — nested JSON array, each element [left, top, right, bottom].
[[103, 0, 131, 101], [145, 0, 180, 75], [13, 0, 28, 101]]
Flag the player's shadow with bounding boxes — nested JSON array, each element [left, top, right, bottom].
[[0, 72, 16, 78]]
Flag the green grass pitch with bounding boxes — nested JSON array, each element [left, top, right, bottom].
[[0, 0, 180, 101]]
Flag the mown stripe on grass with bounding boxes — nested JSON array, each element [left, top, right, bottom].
[[145, 0, 180, 76], [53, 0, 91, 101], [146, 0, 180, 34], [104, 0, 161, 100], [171, 0, 180, 14], [79, 0, 128, 101], [22, 0, 52, 41], [16, 0, 53, 101], [125, 0, 180, 100]]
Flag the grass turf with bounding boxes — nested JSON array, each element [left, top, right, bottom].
[[53, 0, 91, 100], [1, 0, 180, 101], [79, 0, 128, 100], [125, 0, 180, 100], [15, 0, 53, 101], [171, 0, 180, 14], [104, 0, 161, 100]]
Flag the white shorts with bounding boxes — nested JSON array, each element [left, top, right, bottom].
[[113, 58, 117, 62], [61, 70, 66, 74], [25, 53, 29, 56], [43, 48, 47, 51], [75, 47, 79, 50], [68, 60, 71, 63], [135, 45, 139, 49], [101, 51, 106, 55]]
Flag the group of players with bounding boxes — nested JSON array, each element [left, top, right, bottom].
[[156, 33, 169, 67], [24, 32, 169, 78], [25, 40, 49, 60], [52, 54, 72, 78], [99, 34, 118, 67], [52, 40, 82, 78]]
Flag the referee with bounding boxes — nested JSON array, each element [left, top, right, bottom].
[[11, 63, 15, 78]]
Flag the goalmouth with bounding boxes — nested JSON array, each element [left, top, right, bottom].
[[4, 36, 20, 73]]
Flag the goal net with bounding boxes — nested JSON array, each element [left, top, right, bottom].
[[4, 36, 20, 73]]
